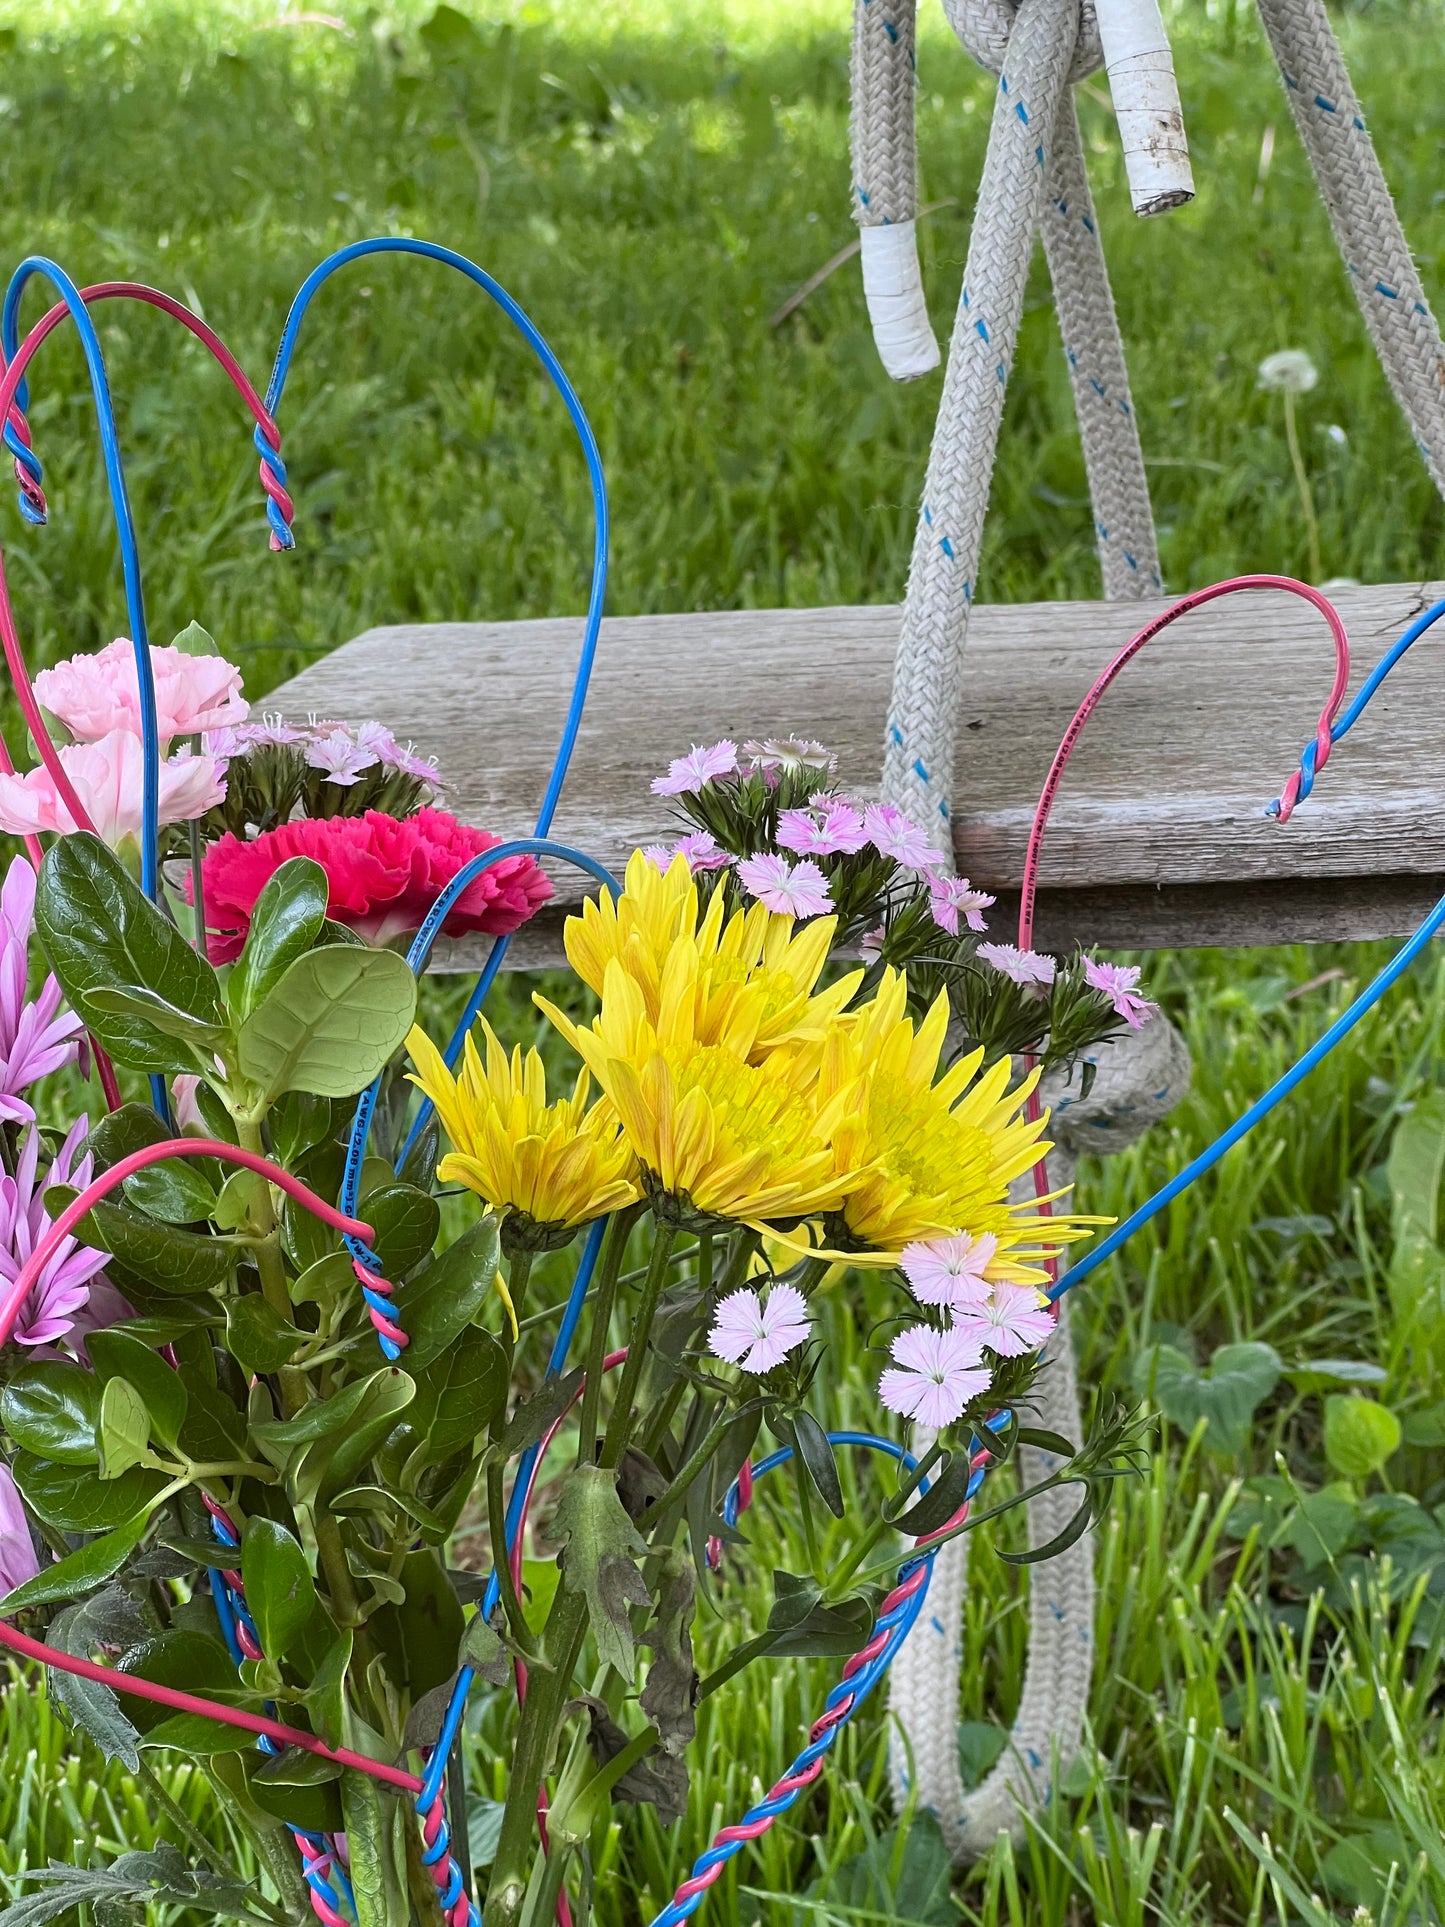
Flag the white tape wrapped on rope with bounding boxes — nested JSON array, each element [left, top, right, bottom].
[[1094, 0, 1194, 215], [860, 222, 941, 380]]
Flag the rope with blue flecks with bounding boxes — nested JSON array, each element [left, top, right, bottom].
[[879, 0, 1098, 839]]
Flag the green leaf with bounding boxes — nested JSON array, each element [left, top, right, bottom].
[[71, 1197, 234, 1295], [35, 834, 226, 1073], [49, 1595, 144, 1768], [1324, 1395, 1402, 1479], [13, 1452, 164, 1532], [1, 1361, 103, 1463], [171, 620, 220, 657], [236, 945, 418, 1103], [1132, 1341, 1282, 1455], [552, 1463, 650, 1681], [390, 1548, 464, 1698], [84, 1104, 173, 1173], [0, 1513, 152, 1614], [890, 1449, 975, 1538], [366, 1183, 441, 1277], [1403, 1400, 1445, 1447], [412, 1325, 509, 1463], [97, 1378, 153, 1480], [123, 1155, 220, 1226], [88, 1332, 189, 1452], [242, 1518, 321, 1658], [225, 1295, 305, 1376], [639, 1547, 697, 1755], [1284, 1358, 1389, 1394], [117, 1630, 257, 1752], [806, 1814, 956, 1927], [228, 858, 330, 1025], [1389, 1092, 1445, 1245], [87, 985, 229, 1053], [498, 1367, 584, 1459], [268, 1092, 334, 1170], [791, 1411, 844, 1519], [212, 1168, 268, 1233], [244, 1748, 344, 1834], [393, 1216, 500, 1371]]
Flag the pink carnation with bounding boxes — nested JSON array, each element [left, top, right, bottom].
[[928, 874, 995, 937], [977, 942, 1056, 990], [776, 803, 869, 858], [736, 852, 832, 919], [0, 730, 226, 848], [651, 741, 738, 796], [1083, 958, 1157, 1029], [643, 832, 734, 875], [191, 807, 552, 962], [35, 639, 247, 751], [863, 804, 946, 872]]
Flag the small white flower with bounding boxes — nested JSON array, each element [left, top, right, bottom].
[[1258, 349, 1318, 395]]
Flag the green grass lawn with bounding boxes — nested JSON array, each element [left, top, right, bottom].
[[0, 0, 1444, 1920]]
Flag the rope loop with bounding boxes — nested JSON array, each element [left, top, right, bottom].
[[941, 0, 1102, 79]]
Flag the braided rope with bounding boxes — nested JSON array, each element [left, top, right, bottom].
[[881, 0, 1082, 836], [1253, 0, 1445, 497], [1040, 89, 1161, 599], [851, 0, 920, 227]]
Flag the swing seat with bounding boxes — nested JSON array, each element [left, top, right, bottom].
[[267, 576, 1445, 959]]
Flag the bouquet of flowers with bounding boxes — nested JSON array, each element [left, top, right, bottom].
[[0, 634, 1154, 1927]]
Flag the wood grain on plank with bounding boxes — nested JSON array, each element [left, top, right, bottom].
[[266, 581, 1445, 951]]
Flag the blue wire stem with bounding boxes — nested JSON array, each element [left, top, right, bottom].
[[1, 260, 172, 1117], [1054, 883, 1445, 1300], [262, 238, 610, 1169]]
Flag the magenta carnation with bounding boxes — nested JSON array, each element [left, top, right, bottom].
[[192, 807, 553, 962]]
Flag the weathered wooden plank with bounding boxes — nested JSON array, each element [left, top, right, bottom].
[[265, 580, 1445, 952]]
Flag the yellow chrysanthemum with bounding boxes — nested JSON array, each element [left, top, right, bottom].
[[537, 935, 866, 1231], [815, 970, 1099, 1273], [564, 850, 862, 1062], [406, 1021, 640, 1250]]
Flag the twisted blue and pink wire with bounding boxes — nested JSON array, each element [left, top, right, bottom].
[[0, 239, 1440, 1927]]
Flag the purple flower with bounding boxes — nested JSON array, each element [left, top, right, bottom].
[[977, 942, 1056, 990], [644, 832, 734, 875], [306, 727, 380, 787], [859, 925, 887, 962], [736, 853, 833, 919], [247, 711, 307, 749], [741, 738, 834, 774], [776, 802, 869, 858], [709, 1284, 811, 1373], [651, 741, 739, 797], [0, 1461, 39, 1598], [0, 858, 81, 1125], [4, 1121, 111, 1349], [878, 1325, 993, 1429], [863, 804, 946, 872], [1083, 958, 1157, 1030], [927, 874, 995, 937], [951, 1284, 1055, 1358], [355, 722, 443, 788], [900, 1232, 997, 1309]]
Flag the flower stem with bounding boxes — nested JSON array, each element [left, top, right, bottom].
[[574, 1209, 637, 1468], [1283, 389, 1323, 583], [598, 1225, 676, 1470]]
